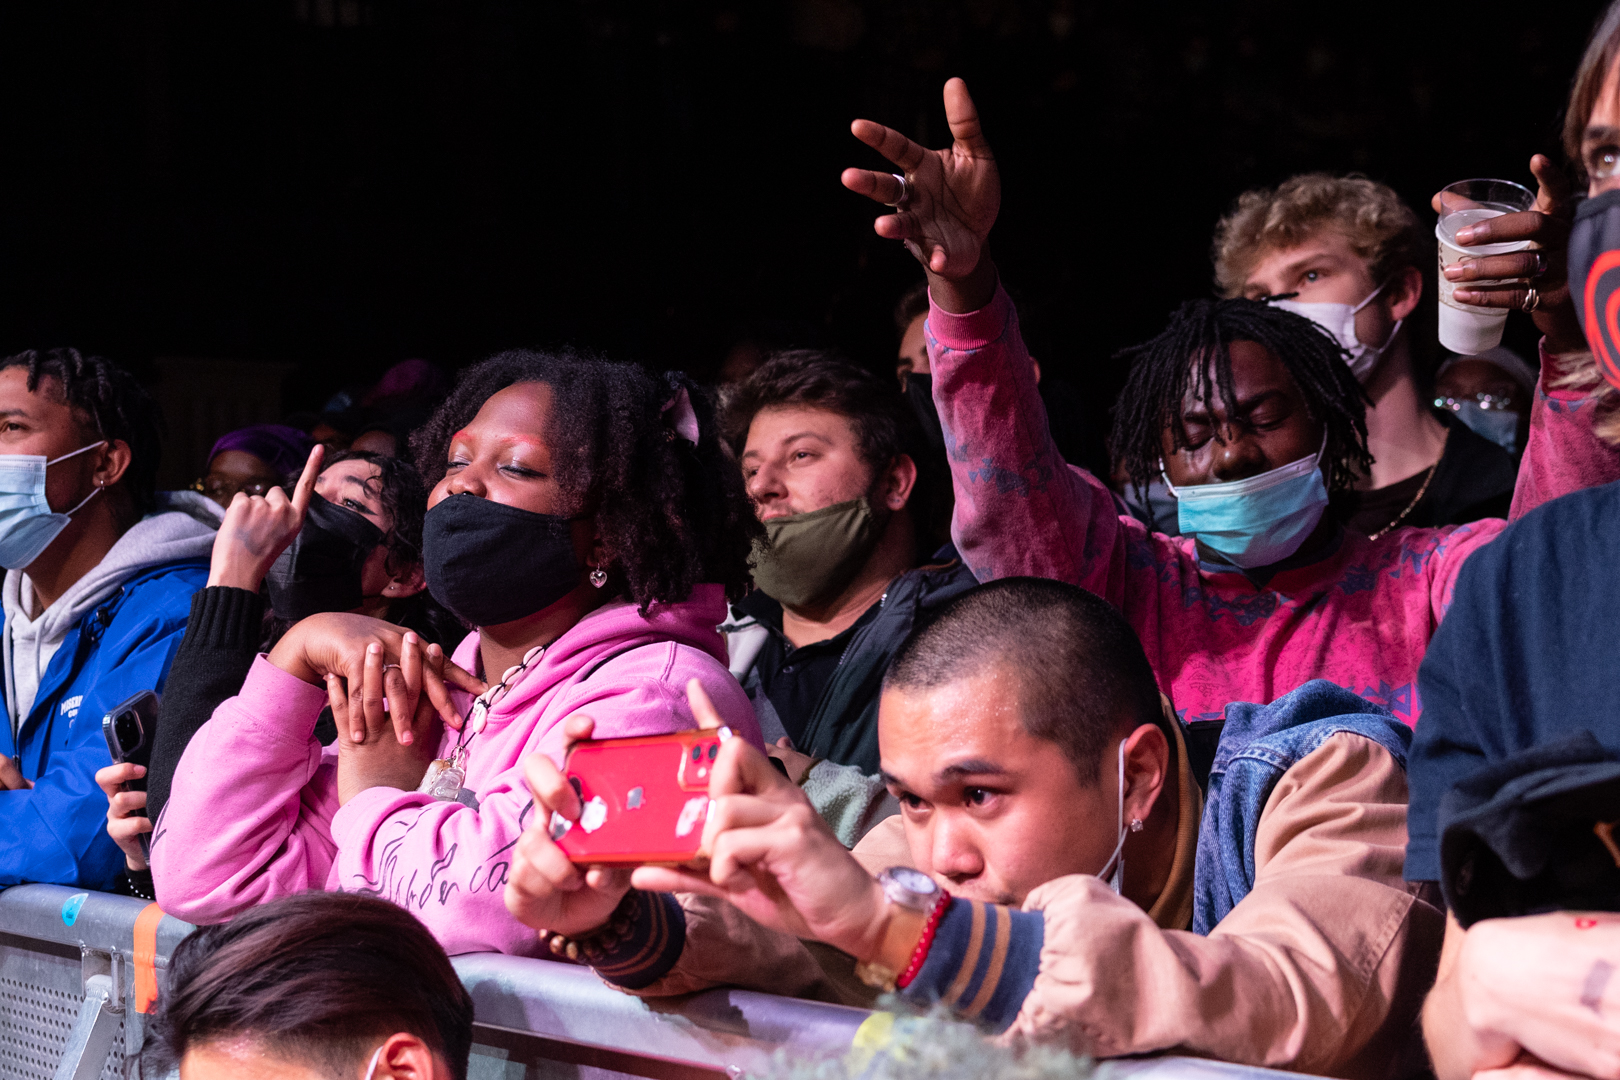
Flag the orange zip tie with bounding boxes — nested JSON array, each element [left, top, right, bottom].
[[133, 902, 165, 1014]]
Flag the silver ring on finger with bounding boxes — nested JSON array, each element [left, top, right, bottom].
[[382, 664, 401, 673], [886, 173, 912, 210], [1523, 286, 1540, 313]]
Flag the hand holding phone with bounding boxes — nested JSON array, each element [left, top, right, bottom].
[[100, 690, 158, 864]]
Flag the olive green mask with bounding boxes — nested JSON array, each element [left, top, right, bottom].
[[750, 497, 883, 611]]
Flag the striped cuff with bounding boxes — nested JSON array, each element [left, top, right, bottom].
[[594, 891, 688, 991], [898, 898, 1043, 1031]]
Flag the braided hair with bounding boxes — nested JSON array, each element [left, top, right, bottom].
[[410, 349, 761, 613], [1, 347, 164, 519], [1110, 298, 1372, 495]]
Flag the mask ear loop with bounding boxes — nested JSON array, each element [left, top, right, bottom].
[[1350, 280, 1403, 363], [1098, 738, 1129, 893], [363, 1044, 385, 1080], [46, 441, 109, 518]]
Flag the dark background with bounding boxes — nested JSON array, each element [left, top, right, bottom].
[[0, 0, 1608, 474]]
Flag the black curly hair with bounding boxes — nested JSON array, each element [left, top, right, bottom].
[[1, 347, 164, 520], [1110, 298, 1372, 495], [410, 349, 761, 612]]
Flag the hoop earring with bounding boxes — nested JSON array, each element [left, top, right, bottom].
[[589, 567, 608, 589]]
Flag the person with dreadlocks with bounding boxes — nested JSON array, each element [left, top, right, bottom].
[[0, 348, 216, 890], [153, 349, 766, 956], [837, 78, 1617, 729]]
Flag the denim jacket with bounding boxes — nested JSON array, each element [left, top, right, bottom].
[[1192, 679, 1414, 934]]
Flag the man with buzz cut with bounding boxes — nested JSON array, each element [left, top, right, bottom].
[[506, 577, 1444, 1077]]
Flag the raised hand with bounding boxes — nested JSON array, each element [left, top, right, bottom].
[[505, 714, 636, 937], [208, 443, 324, 592], [842, 77, 1000, 309], [1437, 155, 1585, 355], [631, 681, 888, 961]]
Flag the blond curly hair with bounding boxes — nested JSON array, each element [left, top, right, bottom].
[[1212, 173, 1429, 298]]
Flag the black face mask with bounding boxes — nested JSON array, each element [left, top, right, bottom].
[[902, 373, 945, 457], [1568, 188, 1620, 388], [265, 494, 387, 621], [422, 493, 583, 627]]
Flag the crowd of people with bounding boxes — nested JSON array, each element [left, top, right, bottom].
[[8, 6, 1620, 1079]]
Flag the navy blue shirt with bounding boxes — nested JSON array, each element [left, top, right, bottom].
[[1405, 478, 1620, 883]]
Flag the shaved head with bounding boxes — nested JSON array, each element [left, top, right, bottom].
[[884, 577, 1163, 783]]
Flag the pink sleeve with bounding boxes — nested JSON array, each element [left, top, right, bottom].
[[151, 656, 340, 923], [328, 656, 759, 957], [927, 285, 1129, 602], [1509, 340, 1620, 518]]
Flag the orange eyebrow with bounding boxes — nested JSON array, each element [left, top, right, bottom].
[[450, 429, 470, 443]]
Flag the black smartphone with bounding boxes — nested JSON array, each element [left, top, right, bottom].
[[102, 690, 158, 791]]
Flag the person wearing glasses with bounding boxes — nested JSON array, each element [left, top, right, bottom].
[[1432, 346, 1538, 458], [192, 424, 312, 509]]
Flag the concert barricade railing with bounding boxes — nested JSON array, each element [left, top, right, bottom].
[[0, 884, 1315, 1080]]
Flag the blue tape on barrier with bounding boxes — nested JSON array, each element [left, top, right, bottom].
[[60, 892, 88, 927]]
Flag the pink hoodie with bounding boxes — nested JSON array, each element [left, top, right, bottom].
[[151, 584, 762, 955], [929, 286, 1620, 727]]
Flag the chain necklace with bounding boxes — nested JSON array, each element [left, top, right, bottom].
[[418, 643, 547, 802], [1367, 461, 1439, 541]]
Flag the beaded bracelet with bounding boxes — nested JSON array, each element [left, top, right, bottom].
[[543, 889, 641, 965], [895, 890, 951, 989]]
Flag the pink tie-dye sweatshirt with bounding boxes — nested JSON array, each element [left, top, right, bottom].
[[928, 286, 1619, 726], [151, 584, 762, 955]]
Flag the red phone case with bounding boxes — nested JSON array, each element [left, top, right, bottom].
[[553, 730, 726, 866]]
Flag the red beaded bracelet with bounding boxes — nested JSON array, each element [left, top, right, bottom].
[[895, 890, 951, 989]]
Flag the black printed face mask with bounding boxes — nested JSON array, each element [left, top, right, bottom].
[[422, 493, 584, 627], [265, 494, 386, 621]]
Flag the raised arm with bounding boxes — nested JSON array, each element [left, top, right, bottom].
[[841, 79, 1126, 594]]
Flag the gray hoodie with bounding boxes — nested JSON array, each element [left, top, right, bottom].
[[4, 491, 220, 733]]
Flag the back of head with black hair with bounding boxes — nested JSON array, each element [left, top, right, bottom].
[[410, 348, 761, 612], [138, 891, 474, 1080], [719, 349, 949, 555], [893, 282, 930, 339], [0, 347, 164, 520], [884, 578, 1163, 784], [1109, 298, 1373, 496]]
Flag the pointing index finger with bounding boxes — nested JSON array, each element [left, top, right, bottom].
[[289, 443, 325, 519]]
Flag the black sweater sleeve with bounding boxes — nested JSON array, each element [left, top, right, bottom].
[[145, 587, 266, 827]]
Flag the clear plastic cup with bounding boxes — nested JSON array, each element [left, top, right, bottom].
[[1435, 178, 1537, 354]]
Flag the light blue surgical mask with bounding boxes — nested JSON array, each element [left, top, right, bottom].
[[0, 441, 107, 571], [1163, 437, 1329, 570], [1451, 401, 1518, 454]]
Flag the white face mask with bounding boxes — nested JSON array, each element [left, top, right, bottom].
[[1270, 282, 1401, 383], [0, 442, 107, 571]]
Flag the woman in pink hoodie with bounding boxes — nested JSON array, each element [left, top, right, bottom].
[[152, 350, 765, 956]]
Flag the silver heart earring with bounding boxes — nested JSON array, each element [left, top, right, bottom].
[[589, 566, 608, 589]]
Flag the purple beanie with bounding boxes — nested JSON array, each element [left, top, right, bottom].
[[208, 424, 314, 479]]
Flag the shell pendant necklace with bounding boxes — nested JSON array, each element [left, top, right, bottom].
[[418, 643, 547, 802]]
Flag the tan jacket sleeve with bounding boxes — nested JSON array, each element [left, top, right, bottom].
[[1009, 733, 1443, 1080]]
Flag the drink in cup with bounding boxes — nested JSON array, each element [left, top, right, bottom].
[[1436, 178, 1536, 354]]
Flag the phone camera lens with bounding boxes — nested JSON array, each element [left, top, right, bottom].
[[690, 746, 702, 762], [707, 743, 719, 760]]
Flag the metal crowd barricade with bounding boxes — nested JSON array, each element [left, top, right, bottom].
[[0, 884, 1315, 1080]]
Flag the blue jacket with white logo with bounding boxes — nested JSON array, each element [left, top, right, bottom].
[[0, 559, 207, 889]]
